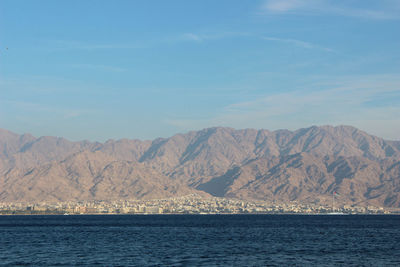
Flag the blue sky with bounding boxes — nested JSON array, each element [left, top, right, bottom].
[[0, 0, 399, 141]]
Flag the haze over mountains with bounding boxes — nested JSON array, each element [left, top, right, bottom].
[[1, 125, 400, 207]]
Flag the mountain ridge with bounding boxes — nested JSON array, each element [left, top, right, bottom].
[[1, 125, 399, 207]]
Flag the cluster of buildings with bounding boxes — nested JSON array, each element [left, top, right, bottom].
[[0, 195, 398, 215]]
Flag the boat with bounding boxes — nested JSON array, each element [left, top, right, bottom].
[[326, 191, 346, 215]]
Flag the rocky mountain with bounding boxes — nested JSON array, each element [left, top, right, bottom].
[[0, 125, 399, 207]]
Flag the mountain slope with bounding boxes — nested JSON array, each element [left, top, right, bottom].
[[0, 125, 399, 207]]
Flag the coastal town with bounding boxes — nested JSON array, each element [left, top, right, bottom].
[[0, 194, 398, 215]]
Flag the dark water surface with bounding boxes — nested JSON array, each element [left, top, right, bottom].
[[0, 215, 399, 266]]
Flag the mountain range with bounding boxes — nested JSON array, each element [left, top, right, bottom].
[[1, 125, 400, 207]]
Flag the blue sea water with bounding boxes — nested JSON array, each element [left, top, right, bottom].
[[0, 215, 399, 266]]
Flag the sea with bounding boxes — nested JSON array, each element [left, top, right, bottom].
[[0, 215, 399, 266]]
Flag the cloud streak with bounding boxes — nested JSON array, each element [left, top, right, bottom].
[[263, 0, 307, 12], [181, 33, 204, 42], [49, 40, 143, 51], [262, 36, 334, 52], [177, 32, 251, 43], [68, 63, 127, 72], [178, 32, 335, 53], [0, 100, 97, 121], [261, 0, 400, 20], [165, 74, 400, 140]]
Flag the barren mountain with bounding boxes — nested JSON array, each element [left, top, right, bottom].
[[1, 125, 399, 207]]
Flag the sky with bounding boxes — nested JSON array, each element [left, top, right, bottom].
[[0, 0, 399, 141]]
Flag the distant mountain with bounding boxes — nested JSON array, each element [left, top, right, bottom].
[[1, 126, 399, 207]]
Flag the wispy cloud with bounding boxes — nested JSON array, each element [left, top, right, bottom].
[[263, 0, 307, 12], [262, 36, 334, 52], [261, 0, 400, 20], [49, 40, 142, 51], [181, 33, 204, 42], [1, 100, 96, 120], [51, 33, 238, 50], [165, 74, 400, 140], [49, 32, 334, 56], [0, 75, 85, 94], [177, 32, 251, 43], [68, 63, 127, 72], [178, 32, 334, 53]]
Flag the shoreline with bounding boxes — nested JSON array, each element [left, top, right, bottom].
[[1, 212, 398, 216]]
